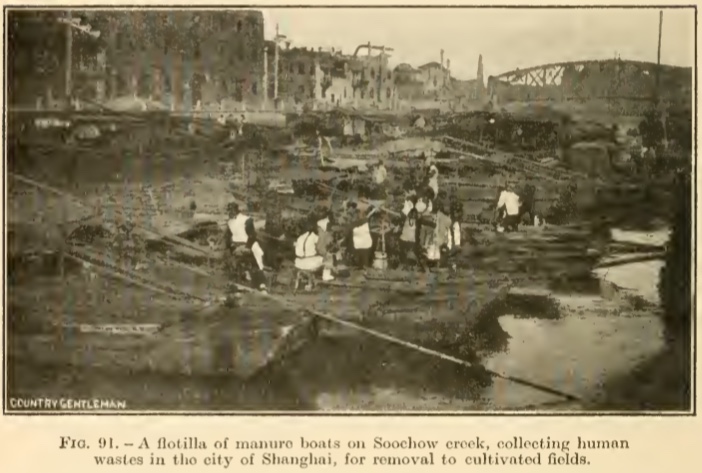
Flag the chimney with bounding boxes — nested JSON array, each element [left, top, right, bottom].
[[441, 49, 444, 68], [477, 54, 485, 98], [477, 54, 484, 84], [447, 59, 451, 77], [285, 41, 291, 50], [367, 41, 371, 57], [318, 46, 322, 53]]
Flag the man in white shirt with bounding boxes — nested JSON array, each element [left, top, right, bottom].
[[425, 152, 439, 199], [349, 204, 379, 268], [294, 221, 323, 271], [372, 159, 388, 199], [224, 202, 267, 291], [494, 183, 522, 232]]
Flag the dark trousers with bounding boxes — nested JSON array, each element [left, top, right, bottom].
[[501, 214, 520, 232], [228, 244, 266, 289], [398, 240, 425, 269], [354, 248, 373, 268]]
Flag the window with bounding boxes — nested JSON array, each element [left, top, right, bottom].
[[433, 78, 437, 87], [331, 94, 335, 103], [299, 63, 305, 74], [298, 85, 305, 94], [361, 89, 365, 99], [386, 87, 391, 98], [370, 88, 374, 98], [252, 81, 257, 95], [343, 87, 347, 98], [387, 71, 391, 80], [289, 63, 294, 74], [370, 68, 375, 79], [237, 20, 243, 32]]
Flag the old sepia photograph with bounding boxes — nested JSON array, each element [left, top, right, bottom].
[[3, 4, 695, 413]]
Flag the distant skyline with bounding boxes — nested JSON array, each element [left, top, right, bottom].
[[261, 8, 694, 81]]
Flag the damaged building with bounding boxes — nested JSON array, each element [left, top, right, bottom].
[[264, 41, 398, 111]]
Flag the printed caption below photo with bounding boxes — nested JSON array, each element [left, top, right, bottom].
[[58, 435, 632, 468]]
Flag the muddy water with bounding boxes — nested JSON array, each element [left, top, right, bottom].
[[273, 259, 666, 411]]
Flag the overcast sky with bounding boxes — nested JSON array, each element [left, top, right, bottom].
[[260, 8, 694, 80]]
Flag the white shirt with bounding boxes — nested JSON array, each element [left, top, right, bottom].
[[251, 241, 264, 271], [227, 214, 251, 243], [352, 222, 373, 249], [427, 164, 439, 195], [402, 199, 415, 216], [373, 165, 387, 185], [447, 221, 461, 249], [317, 218, 329, 232], [415, 199, 432, 215], [295, 232, 319, 259], [497, 190, 521, 216]]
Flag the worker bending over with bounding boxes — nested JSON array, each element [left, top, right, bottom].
[[225, 202, 267, 291], [294, 217, 335, 282], [494, 182, 522, 233]]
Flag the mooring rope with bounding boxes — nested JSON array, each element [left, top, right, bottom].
[[11, 171, 583, 404]]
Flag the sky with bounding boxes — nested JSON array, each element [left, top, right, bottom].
[[260, 8, 694, 80]]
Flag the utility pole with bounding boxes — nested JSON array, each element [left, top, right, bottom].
[[273, 24, 287, 102], [58, 11, 101, 101], [65, 10, 72, 98]]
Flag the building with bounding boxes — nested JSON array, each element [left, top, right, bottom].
[[16, 10, 267, 110], [265, 41, 397, 111], [393, 63, 424, 101], [348, 46, 396, 109]]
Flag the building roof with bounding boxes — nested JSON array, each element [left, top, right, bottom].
[[394, 63, 418, 72], [418, 61, 444, 70]]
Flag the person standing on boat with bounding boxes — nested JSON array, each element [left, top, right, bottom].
[[224, 202, 267, 291], [413, 187, 435, 269], [426, 200, 452, 264], [315, 129, 334, 167], [424, 151, 440, 199], [316, 212, 336, 282], [398, 204, 423, 270], [348, 203, 379, 269], [494, 182, 522, 233], [372, 158, 388, 200], [443, 201, 463, 269]]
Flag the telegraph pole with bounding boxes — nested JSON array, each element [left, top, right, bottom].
[[58, 11, 101, 101], [65, 10, 73, 98], [274, 24, 287, 102]]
